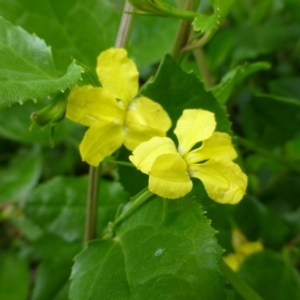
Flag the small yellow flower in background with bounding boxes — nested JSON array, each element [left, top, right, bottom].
[[223, 228, 264, 271], [130, 109, 247, 204], [66, 48, 171, 167]]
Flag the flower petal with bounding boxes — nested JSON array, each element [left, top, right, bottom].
[[80, 122, 123, 167], [96, 48, 138, 105], [129, 137, 177, 174], [66, 86, 124, 127], [189, 160, 247, 204], [174, 109, 216, 156], [149, 153, 192, 199], [185, 132, 237, 165], [124, 96, 172, 150]]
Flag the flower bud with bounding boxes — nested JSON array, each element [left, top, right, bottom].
[[29, 92, 67, 147]]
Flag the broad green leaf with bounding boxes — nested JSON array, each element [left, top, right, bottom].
[[238, 250, 300, 300], [24, 176, 128, 242], [0, 251, 29, 300], [70, 196, 225, 300], [0, 100, 79, 145], [193, 0, 235, 32], [142, 54, 231, 134], [31, 234, 80, 300], [0, 16, 82, 109], [0, 148, 42, 203], [242, 94, 300, 149], [212, 62, 271, 105]]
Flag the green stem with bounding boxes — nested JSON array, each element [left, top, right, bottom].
[[171, 0, 200, 60], [115, 1, 135, 48], [114, 188, 153, 227], [109, 160, 135, 168], [193, 47, 213, 88], [84, 1, 135, 246], [84, 166, 99, 246], [236, 137, 300, 173], [222, 261, 264, 300]]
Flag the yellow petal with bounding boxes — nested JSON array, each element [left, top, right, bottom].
[[189, 160, 247, 204], [66, 86, 124, 127], [174, 109, 216, 156], [124, 96, 172, 150], [149, 153, 192, 199], [129, 137, 177, 174], [96, 48, 138, 106], [185, 132, 237, 165], [79, 122, 123, 167]]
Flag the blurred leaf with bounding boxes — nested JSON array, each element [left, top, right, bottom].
[[0, 0, 178, 70], [0, 148, 42, 203], [234, 196, 290, 249], [70, 196, 225, 300], [142, 54, 231, 134], [25, 176, 128, 242], [285, 0, 300, 23], [0, 16, 82, 109], [242, 94, 300, 148], [238, 250, 300, 300], [212, 62, 271, 105], [31, 234, 80, 300], [193, 0, 235, 33], [0, 251, 29, 300], [0, 100, 78, 145], [268, 77, 300, 100]]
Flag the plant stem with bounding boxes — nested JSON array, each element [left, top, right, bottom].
[[193, 47, 213, 88], [84, 1, 135, 246], [114, 188, 153, 227], [171, 0, 200, 60], [222, 262, 264, 300], [84, 166, 99, 245], [115, 1, 135, 48]]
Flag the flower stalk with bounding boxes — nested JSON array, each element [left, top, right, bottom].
[[84, 1, 135, 246]]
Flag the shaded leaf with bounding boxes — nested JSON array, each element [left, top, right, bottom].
[[0, 148, 42, 203], [212, 62, 271, 105], [0, 251, 29, 300], [24, 176, 128, 242]]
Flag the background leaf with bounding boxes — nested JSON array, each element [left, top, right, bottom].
[[70, 196, 225, 300]]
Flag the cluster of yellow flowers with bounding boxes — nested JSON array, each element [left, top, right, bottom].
[[67, 48, 247, 204]]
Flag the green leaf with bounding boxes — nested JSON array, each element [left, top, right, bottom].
[[24, 176, 128, 242], [70, 196, 225, 300], [0, 251, 29, 300], [238, 250, 300, 300], [268, 77, 300, 100], [142, 54, 231, 134], [31, 234, 80, 300], [0, 16, 82, 109], [0, 148, 42, 203], [242, 94, 300, 149], [193, 0, 235, 32], [212, 62, 271, 105]]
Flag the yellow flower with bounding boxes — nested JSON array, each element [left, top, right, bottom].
[[223, 228, 264, 271], [129, 109, 247, 204], [66, 48, 171, 167]]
